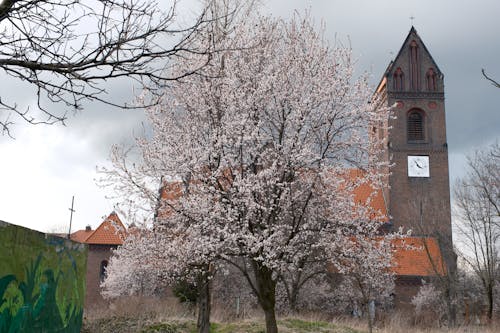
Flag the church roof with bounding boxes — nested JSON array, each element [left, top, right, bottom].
[[346, 169, 387, 221], [71, 212, 127, 245], [392, 236, 446, 276], [158, 169, 388, 222], [159, 175, 446, 277]]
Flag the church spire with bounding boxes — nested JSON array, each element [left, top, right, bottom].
[[384, 27, 443, 94]]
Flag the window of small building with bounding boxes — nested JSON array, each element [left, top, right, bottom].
[[100, 260, 108, 282], [407, 110, 425, 141]]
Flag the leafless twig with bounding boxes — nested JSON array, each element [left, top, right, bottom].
[[482, 69, 500, 88], [0, 0, 216, 137]]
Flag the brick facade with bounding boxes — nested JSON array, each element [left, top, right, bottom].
[[71, 212, 127, 311], [375, 27, 455, 301], [381, 27, 452, 244], [74, 27, 455, 312], [84, 244, 117, 308]]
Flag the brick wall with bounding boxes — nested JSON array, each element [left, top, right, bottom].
[[84, 244, 117, 309]]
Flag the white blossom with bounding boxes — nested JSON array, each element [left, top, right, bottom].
[[101, 7, 394, 333]]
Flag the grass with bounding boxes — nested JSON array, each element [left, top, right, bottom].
[[209, 321, 264, 333], [81, 297, 500, 333], [82, 315, 500, 333], [142, 322, 196, 333], [82, 317, 365, 333]]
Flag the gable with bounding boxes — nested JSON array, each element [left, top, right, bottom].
[[392, 27, 441, 73], [381, 27, 443, 94], [71, 212, 127, 245]]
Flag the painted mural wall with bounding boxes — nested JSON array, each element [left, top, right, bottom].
[[0, 221, 87, 333]]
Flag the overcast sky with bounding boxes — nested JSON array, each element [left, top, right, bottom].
[[0, 0, 499, 233]]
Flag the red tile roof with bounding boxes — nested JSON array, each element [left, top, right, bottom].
[[158, 174, 445, 278], [392, 237, 446, 276], [70, 229, 94, 243], [327, 236, 446, 278], [159, 169, 388, 222], [160, 181, 183, 200], [346, 169, 387, 221], [71, 212, 127, 245]]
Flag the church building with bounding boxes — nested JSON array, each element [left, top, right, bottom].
[[153, 27, 455, 307], [75, 27, 455, 312], [374, 26, 455, 301]]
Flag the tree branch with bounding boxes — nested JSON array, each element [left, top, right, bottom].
[[482, 69, 500, 88]]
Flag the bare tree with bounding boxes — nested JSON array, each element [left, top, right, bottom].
[[419, 236, 459, 327], [454, 142, 500, 321], [0, 0, 215, 137], [277, 256, 328, 313]]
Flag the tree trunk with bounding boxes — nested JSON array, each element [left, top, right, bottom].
[[197, 271, 211, 333], [442, 249, 457, 328], [264, 309, 278, 333], [253, 261, 278, 333], [487, 285, 493, 322], [366, 301, 374, 333], [443, 281, 457, 327], [289, 288, 298, 314]]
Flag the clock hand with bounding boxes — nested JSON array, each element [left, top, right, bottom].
[[415, 161, 422, 169]]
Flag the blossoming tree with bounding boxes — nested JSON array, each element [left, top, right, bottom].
[[102, 6, 393, 333]]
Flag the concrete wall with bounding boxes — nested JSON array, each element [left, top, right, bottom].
[[0, 221, 87, 333]]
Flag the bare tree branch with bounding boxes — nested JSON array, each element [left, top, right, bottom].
[[454, 142, 500, 321], [0, 0, 216, 137], [482, 69, 500, 88]]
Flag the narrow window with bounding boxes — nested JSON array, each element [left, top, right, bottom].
[[409, 40, 419, 90], [426, 68, 437, 91], [393, 67, 404, 91], [100, 260, 108, 282], [407, 110, 424, 141]]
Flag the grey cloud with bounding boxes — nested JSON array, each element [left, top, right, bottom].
[[1, 0, 499, 231]]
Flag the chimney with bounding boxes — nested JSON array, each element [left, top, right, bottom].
[[85, 225, 92, 232]]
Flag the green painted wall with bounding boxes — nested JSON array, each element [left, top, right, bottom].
[[0, 221, 87, 333]]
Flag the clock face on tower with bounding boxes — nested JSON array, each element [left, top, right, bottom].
[[408, 155, 430, 178]]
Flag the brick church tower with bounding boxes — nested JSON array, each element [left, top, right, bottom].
[[375, 27, 454, 267]]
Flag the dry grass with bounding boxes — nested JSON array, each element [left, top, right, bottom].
[[83, 296, 195, 323], [82, 296, 500, 333], [333, 314, 500, 333]]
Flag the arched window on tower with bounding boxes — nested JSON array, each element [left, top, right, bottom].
[[407, 109, 425, 142], [100, 260, 108, 282], [393, 67, 404, 91], [409, 40, 420, 90], [426, 68, 437, 91]]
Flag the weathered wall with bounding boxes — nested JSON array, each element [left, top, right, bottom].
[[85, 244, 116, 309], [0, 221, 87, 333]]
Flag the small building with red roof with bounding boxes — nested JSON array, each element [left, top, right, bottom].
[[71, 211, 128, 309]]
